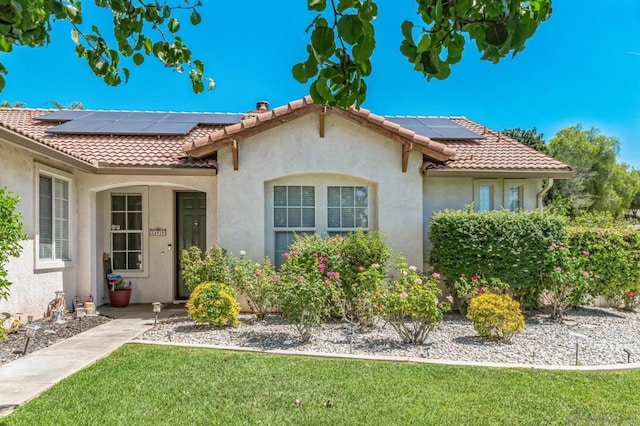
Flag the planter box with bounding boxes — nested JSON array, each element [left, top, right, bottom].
[[108, 288, 132, 307]]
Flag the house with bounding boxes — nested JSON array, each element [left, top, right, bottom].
[[0, 97, 572, 316]]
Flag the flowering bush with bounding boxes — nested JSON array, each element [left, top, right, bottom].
[[186, 282, 240, 327], [542, 242, 598, 320], [336, 230, 391, 323], [466, 293, 525, 342], [229, 253, 277, 320], [378, 262, 449, 345], [276, 234, 342, 341], [180, 245, 230, 292], [449, 274, 509, 314], [621, 290, 639, 312]]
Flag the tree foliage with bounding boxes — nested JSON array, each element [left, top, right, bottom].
[[546, 125, 630, 217], [0, 1, 551, 108], [503, 127, 548, 154], [296, 0, 552, 107], [0, 187, 27, 300], [0, 0, 213, 94]]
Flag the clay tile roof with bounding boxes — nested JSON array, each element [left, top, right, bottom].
[[0, 108, 220, 170]]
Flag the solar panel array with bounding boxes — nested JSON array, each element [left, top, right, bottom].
[[384, 116, 483, 140], [36, 111, 244, 136]]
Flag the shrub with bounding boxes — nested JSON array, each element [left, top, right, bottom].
[[568, 225, 640, 300], [466, 293, 525, 342], [180, 245, 230, 292], [186, 282, 240, 327], [541, 242, 598, 320], [0, 186, 27, 302], [379, 262, 449, 345], [336, 230, 391, 323], [276, 234, 342, 341], [449, 274, 509, 315], [430, 210, 567, 308], [229, 253, 277, 320]]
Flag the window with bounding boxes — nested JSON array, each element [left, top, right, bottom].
[[327, 186, 368, 235], [507, 185, 523, 211], [274, 186, 315, 268], [38, 174, 70, 261], [111, 193, 143, 271], [477, 184, 494, 211]]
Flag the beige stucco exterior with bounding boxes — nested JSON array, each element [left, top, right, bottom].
[[1, 111, 550, 317]]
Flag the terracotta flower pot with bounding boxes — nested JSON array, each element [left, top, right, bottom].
[[108, 288, 132, 307]]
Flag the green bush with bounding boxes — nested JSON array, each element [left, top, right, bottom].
[[0, 186, 27, 302], [379, 262, 449, 345], [568, 225, 640, 300], [276, 234, 342, 341], [450, 275, 509, 315], [430, 210, 567, 308], [186, 282, 240, 327], [466, 293, 525, 342], [180, 245, 230, 292], [336, 230, 391, 323], [229, 254, 277, 320]]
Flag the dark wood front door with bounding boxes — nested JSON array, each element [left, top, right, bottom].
[[176, 192, 207, 299]]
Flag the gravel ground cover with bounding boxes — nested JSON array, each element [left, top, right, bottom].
[[137, 307, 640, 366], [0, 315, 112, 367]]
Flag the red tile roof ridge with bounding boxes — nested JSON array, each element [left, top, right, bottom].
[[0, 106, 244, 115]]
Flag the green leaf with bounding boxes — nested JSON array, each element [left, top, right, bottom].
[[401, 20, 414, 43], [132, 53, 144, 65], [307, 0, 326, 12], [311, 26, 335, 57], [292, 63, 309, 83], [70, 29, 80, 45], [485, 23, 508, 47], [352, 35, 374, 62], [0, 75, 4, 92], [337, 15, 362, 45], [168, 18, 180, 33], [0, 37, 11, 52], [190, 10, 202, 25]]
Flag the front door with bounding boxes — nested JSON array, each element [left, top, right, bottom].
[[176, 192, 207, 299]]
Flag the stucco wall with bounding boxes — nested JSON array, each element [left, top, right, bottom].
[[0, 142, 76, 317], [216, 112, 425, 268]]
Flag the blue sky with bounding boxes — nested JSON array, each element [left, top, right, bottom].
[[2, 1, 639, 165]]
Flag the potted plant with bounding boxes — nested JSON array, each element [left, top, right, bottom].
[[107, 274, 132, 307]]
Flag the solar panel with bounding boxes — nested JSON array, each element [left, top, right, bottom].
[[143, 122, 196, 135], [35, 111, 93, 121], [384, 116, 483, 140], [46, 119, 114, 134], [41, 110, 244, 135]]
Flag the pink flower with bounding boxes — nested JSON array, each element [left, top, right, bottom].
[[272, 274, 281, 280], [582, 272, 589, 279], [414, 278, 423, 284], [477, 288, 484, 294], [359, 266, 365, 271], [318, 264, 326, 272], [327, 271, 340, 280], [472, 275, 478, 282], [376, 302, 383, 309], [432, 272, 441, 279], [550, 243, 557, 251], [296, 275, 303, 281], [400, 291, 408, 299], [627, 290, 637, 297], [283, 252, 290, 259], [446, 295, 454, 304], [594, 275, 600, 279], [371, 263, 380, 268], [409, 265, 417, 272], [555, 266, 562, 272], [582, 251, 590, 257]]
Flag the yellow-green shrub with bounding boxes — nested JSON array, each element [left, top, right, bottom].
[[466, 293, 525, 342], [187, 282, 240, 327]]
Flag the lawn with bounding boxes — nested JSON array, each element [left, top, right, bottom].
[[4, 344, 640, 425]]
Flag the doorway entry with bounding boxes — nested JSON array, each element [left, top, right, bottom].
[[176, 192, 207, 300]]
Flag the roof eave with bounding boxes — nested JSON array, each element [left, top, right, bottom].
[[423, 167, 574, 179]]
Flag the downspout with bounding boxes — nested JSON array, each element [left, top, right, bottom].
[[536, 178, 554, 212]]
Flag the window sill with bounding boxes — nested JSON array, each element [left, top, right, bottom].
[[35, 259, 72, 272], [111, 270, 149, 279]]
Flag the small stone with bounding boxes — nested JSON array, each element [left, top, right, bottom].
[[283, 339, 293, 345]]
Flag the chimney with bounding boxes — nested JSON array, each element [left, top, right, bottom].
[[255, 100, 269, 113]]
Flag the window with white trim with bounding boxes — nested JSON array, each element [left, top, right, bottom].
[[477, 184, 494, 211], [110, 193, 143, 271], [273, 186, 315, 268], [38, 174, 70, 261], [327, 186, 368, 236], [507, 185, 523, 211]]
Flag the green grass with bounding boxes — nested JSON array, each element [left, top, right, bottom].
[[4, 344, 640, 425]]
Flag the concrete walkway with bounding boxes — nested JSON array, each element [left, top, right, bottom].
[[0, 306, 164, 416]]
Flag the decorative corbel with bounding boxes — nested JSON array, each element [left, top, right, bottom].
[[319, 105, 326, 138], [232, 139, 239, 171], [402, 142, 413, 173]]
